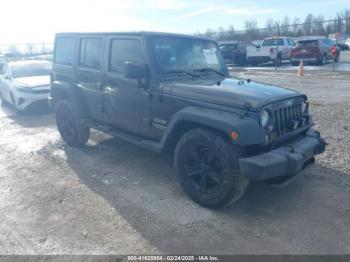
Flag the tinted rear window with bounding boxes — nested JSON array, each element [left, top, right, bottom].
[[296, 40, 319, 48], [54, 37, 75, 66]]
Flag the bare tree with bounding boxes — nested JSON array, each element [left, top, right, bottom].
[[26, 43, 34, 56], [227, 25, 235, 40], [312, 15, 326, 35], [281, 16, 290, 35], [217, 26, 226, 40], [343, 9, 350, 34], [244, 19, 258, 40], [303, 13, 314, 35], [205, 28, 215, 38], [265, 18, 275, 37]]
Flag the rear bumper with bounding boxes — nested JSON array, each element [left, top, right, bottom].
[[247, 56, 272, 63], [239, 129, 326, 181], [291, 57, 318, 62]]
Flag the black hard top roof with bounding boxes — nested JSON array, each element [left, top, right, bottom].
[[55, 31, 214, 41]]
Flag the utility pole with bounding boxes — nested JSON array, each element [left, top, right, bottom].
[[275, 22, 280, 71]]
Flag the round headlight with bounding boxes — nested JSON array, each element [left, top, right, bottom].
[[260, 109, 270, 128]]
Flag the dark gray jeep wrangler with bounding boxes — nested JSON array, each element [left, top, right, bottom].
[[49, 32, 326, 209]]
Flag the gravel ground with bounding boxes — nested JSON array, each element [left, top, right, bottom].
[[0, 70, 349, 255]]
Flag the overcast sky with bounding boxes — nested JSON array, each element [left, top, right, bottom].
[[0, 0, 348, 45]]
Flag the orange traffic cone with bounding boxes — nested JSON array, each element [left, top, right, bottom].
[[297, 60, 304, 76]]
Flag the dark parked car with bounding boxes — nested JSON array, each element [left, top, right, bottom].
[[50, 32, 326, 209], [219, 40, 247, 65], [336, 42, 349, 51], [291, 37, 340, 65]]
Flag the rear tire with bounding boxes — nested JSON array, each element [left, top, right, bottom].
[[319, 54, 326, 65], [335, 53, 340, 63], [55, 99, 90, 147], [276, 54, 282, 66], [174, 129, 249, 209]]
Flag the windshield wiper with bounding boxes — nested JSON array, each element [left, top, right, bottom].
[[161, 70, 200, 78], [194, 68, 226, 77]]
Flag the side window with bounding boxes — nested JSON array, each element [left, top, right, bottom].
[[55, 37, 75, 66], [79, 37, 102, 70], [322, 39, 331, 47], [287, 39, 295, 46], [109, 39, 144, 73]]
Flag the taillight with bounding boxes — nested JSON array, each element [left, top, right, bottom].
[[270, 48, 274, 54]]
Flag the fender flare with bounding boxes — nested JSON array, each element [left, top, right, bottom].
[[160, 106, 265, 150], [51, 81, 89, 118]]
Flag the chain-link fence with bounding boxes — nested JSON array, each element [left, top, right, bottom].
[[198, 17, 350, 71]]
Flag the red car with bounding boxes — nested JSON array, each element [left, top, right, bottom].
[[291, 37, 340, 66]]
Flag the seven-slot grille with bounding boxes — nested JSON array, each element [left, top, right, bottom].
[[273, 102, 303, 137]]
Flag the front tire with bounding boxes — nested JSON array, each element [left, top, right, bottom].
[[174, 129, 249, 209], [55, 99, 90, 147]]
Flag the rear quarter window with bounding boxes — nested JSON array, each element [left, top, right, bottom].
[[79, 37, 103, 70], [54, 37, 75, 66]]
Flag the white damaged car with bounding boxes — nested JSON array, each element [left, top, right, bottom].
[[0, 60, 51, 111]]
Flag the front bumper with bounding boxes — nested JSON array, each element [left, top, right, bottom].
[[13, 88, 50, 111], [239, 129, 326, 181]]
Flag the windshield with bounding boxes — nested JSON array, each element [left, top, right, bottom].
[[12, 62, 51, 78], [150, 36, 227, 76]]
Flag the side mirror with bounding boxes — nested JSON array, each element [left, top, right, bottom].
[[124, 62, 148, 79], [3, 74, 11, 80]]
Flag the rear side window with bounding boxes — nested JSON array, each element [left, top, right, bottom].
[[55, 37, 75, 66], [79, 37, 103, 70], [109, 39, 144, 73]]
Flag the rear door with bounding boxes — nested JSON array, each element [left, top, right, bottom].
[[76, 36, 106, 122]]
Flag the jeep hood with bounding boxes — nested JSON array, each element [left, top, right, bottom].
[[13, 75, 50, 88], [163, 78, 302, 111]]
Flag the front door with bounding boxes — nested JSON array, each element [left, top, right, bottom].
[[103, 36, 151, 137]]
